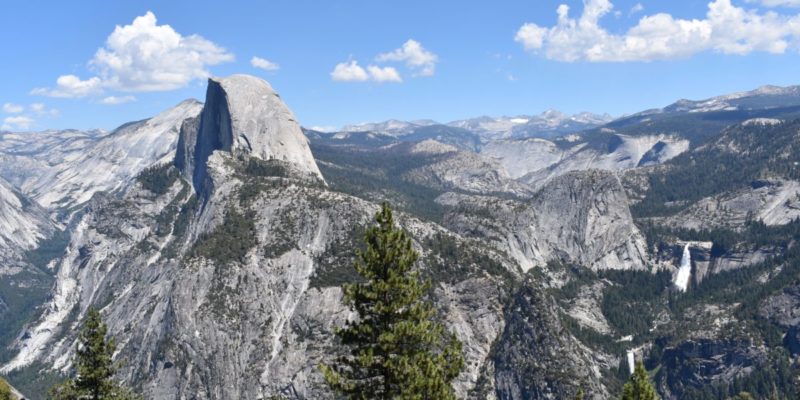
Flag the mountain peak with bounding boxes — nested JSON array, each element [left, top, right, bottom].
[[175, 74, 323, 193]]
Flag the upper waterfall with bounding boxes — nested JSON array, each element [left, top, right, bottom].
[[674, 243, 692, 292]]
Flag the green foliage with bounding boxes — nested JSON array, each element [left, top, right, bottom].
[[679, 353, 798, 400], [0, 377, 15, 400], [262, 209, 300, 259], [171, 194, 198, 239], [25, 228, 71, 270], [154, 180, 191, 237], [136, 163, 178, 195], [321, 203, 464, 399], [638, 219, 800, 258], [190, 207, 257, 264], [242, 158, 289, 178], [633, 120, 800, 218], [0, 269, 53, 363], [311, 143, 447, 223], [423, 233, 514, 284], [621, 362, 660, 400], [601, 270, 672, 337], [49, 308, 140, 400], [310, 225, 366, 288]]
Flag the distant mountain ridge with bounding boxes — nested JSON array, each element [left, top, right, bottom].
[[339, 109, 614, 140]]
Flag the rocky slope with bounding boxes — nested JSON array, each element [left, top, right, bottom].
[[438, 170, 649, 273], [0, 100, 202, 218], [483, 133, 689, 187], [5, 79, 800, 400], [0, 177, 54, 256], [6, 75, 611, 399]]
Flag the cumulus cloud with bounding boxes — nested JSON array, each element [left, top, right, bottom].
[[330, 61, 401, 83], [2, 103, 23, 114], [100, 95, 137, 105], [331, 61, 370, 82], [31, 75, 103, 98], [366, 65, 402, 82], [376, 40, 438, 76], [515, 0, 800, 62], [630, 3, 644, 15], [251, 56, 280, 71], [331, 39, 437, 83], [33, 11, 233, 98], [2, 116, 35, 131]]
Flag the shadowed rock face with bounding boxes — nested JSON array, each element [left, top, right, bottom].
[[176, 75, 323, 195]]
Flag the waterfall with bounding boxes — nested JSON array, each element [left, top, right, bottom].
[[673, 244, 691, 292], [627, 350, 635, 375]]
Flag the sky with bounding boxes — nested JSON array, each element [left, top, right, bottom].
[[2, 0, 800, 131]]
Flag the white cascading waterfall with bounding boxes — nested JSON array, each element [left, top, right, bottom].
[[673, 243, 692, 292], [627, 350, 635, 375]]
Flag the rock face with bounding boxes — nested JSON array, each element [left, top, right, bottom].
[[659, 179, 800, 231], [0, 176, 54, 255], [493, 280, 609, 400], [2, 75, 527, 399], [0, 100, 202, 218], [482, 134, 689, 186], [401, 140, 532, 196], [656, 339, 768, 399], [176, 75, 322, 194], [439, 170, 649, 272]]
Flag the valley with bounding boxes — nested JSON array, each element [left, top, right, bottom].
[[2, 77, 800, 399]]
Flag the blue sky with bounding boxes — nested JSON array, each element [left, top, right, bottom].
[[2, 0, 800, 131]]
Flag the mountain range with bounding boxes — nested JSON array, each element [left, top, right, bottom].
[[1, 77, 800, 399]]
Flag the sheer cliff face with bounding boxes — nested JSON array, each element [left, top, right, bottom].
[[439, 169, 649, 273], [176, 75, 323, 194]]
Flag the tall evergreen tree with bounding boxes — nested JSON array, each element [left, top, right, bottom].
[[49, 308, 139, 400], [321, 203, 464, 399], [0, 377, 16, 400], [621, 361, 660, 400]]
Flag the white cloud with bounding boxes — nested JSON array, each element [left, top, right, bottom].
[[100, 95, 137, 105], [331, 61, 370, 82], [33, 11, 233, 98], [251, 56, 280, 71], [515, 0, 800, 62], [2, 116, 35, 131], [330, 61, 403, 83], [630, 3, 644, 15], [376, 39, 438, 76], [32, 75, 103, 98], [2, 103, 23, 114], [366, 65, 402, 82], [29, 103, 59, 117]]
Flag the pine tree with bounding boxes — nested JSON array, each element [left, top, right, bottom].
[[620, 361, 660, 400], [321, 203, 464, 399], [49, 308, 139, 400], [0, 377, 16, 400]]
